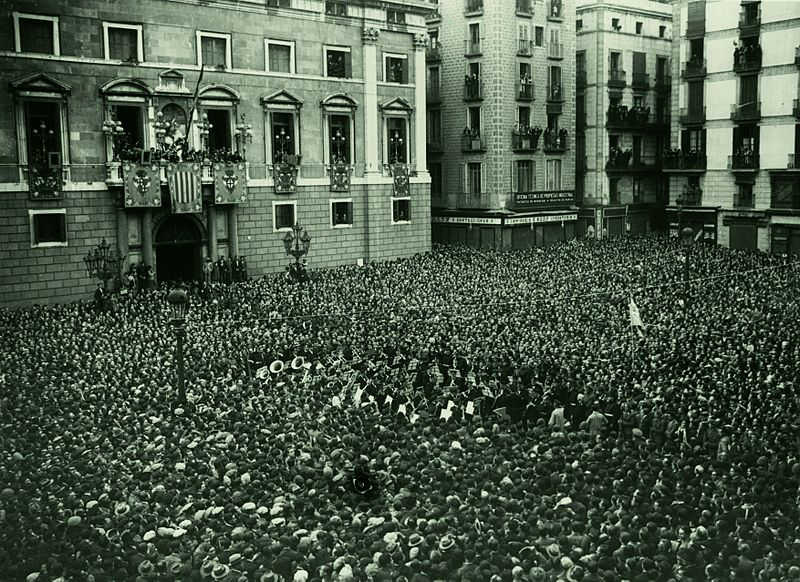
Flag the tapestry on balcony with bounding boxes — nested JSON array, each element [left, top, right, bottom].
[[391, 163, 410, 197], [273, 163, 298, 194], [330, 163, 352, 193], [122, 163, 162, 208], [29, 163, 63, 200], [166, 162, 203, 214], [213, 162, 247, 204]]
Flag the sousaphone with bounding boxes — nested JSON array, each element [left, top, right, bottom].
[[269, 360, 285, 374]]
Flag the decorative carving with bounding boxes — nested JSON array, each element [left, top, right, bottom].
[[28, 164, 63, 200], [273, 163, 298, 194], [123, 163, 162, 207], [213, 162, 248, 204], [362, 27, 380, 44], [413, 34, 428, 50], [330, 163, 352, 193], [391, 163, 410, 197]]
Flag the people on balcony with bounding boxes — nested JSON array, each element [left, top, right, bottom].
[[608, 146, 632, 168], [734, 41, 762, 67]]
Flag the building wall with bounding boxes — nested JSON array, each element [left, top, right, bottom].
[[0, 0, 435, 306]]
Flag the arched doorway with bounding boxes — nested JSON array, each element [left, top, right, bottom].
[[155, 215, 203, 283]]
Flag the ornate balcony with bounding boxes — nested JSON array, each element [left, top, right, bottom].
[[681, 57, 707, 79], [464, 77, 483, 101], [730, 101, 761, 122], [662, 151, 707, 172], [542, 129, 568, 153], [679, 106, 706, 125], [608, 69, 626, 89], [511, 126, 542, 152], [461, 131, 486, 153], [329, 162, 353, 192], [733, 45, 762, 74], [677, 184, 702, 206], [517, 80, 534, 101], [632, 72, 650, 91], [518, 39, 533, 56], [728, 152, 759, 172]]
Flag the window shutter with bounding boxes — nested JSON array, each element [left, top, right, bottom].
[[344, 52, 352, 78]]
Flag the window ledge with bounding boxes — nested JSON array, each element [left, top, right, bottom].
[[392, 220, 411, 225], [32, 241, 68, 248], [332, 223, 353, 229]]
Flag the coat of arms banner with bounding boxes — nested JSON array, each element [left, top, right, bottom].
[[213, 162, 248, 204], [123, 163, 162, 208]]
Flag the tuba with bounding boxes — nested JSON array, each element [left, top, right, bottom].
[[291, 356, 305, 371], [269, 360, 286, 374]]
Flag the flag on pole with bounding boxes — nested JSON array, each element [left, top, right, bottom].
[[629, 297, 644, 338], [167, 163, 203, 214]]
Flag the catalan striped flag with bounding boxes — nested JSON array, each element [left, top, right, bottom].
[[167, 163, 202, 214]]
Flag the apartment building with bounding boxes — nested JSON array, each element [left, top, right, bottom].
[[576, 0, 672, 238], [0, 0, 434, 306], [667, 0, 800, 252], [427, 0, 577, 249]]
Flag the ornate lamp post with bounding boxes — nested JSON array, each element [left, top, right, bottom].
[[102, 119, 125, 161], [197, 113, 213, 153], [389, 131, 404, 164], [31, 121, 54, 164], [680, 226, 695, 311], [282, 223, 312, 282], [166, 286, 189, 407], [275, 128, 291, 164], [332, 129, 347, 164], [84, 238, 124, 291], [235, 114, 253, 157], [153, 111, 170, 146]]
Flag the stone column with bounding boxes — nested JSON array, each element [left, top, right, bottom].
[[227, 205, 239, 257], [141, 209, 154, 267], [116, 207, 129, 277], [413, 33, 428, 174], [362, 27, 380, 176], [207, 204, 218, 260]]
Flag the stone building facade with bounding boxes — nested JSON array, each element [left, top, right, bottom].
[[426, 0, 578, 249], [576, 0, 672, 238], [0, 0, 433, 306], [667, 0, 800, 252]]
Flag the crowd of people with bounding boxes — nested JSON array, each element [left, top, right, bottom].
[[2, 235, 800, 582]]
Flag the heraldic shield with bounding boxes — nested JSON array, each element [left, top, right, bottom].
[[123, 163, 162, 208], [213, 162, 247, 204], [390, 163, 410, 197], [166, 162, 203, 214]]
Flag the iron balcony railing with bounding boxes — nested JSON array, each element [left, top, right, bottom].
[[461, 131, 486, 152], [517, 80, 534, 101], [733, 46, 762, 73], [662, 152, 707, 171], [608, 69, 626, 88], [457, 192, 490, 210], [465, 0, 483, 14], [632, 72, 650, 90], [677, 185, 703, 206], [730, 101, 761, 122], [546, 83, 564, 102], [511, 127, 542, 152], [516, 0, 532, 15], [542, 129, 568, 153], [426, 43, 441, 61], [518, 39, 533, 56], [547, 0, 562, 20], [728, 153, 759, 171], [681, 57, 707, 78], [463, 78, 483, 101], [679, 106, 706, 125]]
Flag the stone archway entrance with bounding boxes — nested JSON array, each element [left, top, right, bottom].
[[155, 215, 203, 283]]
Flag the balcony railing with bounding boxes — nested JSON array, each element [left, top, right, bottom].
[[426, 43, 441, 61], [681, 57, 707, 78], [547, 83, 564, 102], [733, 46, 762, 73], [458, 193, 490, 210], [662, 151, 707, 171], [512, 127, 542, 152], [608, 69, 626, 88], [547, 0, 562, 20], [679, 106, 706, 125], [465, 40, 481, 56], [465, 0, 483, 14], [516, 0, 533, 15], [606, 105, 650, 127], [632, 72, 650, 90], [548, 42, 563, 59], [518, 39, 533, 56], [730, 101, 761, 122], [728, 153, 759, 171], [463, 78, 483, 101], [794, 99, 800, 119], [655, 74, 672, 92], [517, 80, 534, 101], [577, 70, 587, 89], [677, 185, 703, 206], [461, 131, 486, 153], [738, 10, 760, 37], [542, 129, 568, 153]]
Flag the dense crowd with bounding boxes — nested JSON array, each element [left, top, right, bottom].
[[2, 235, 800, 582]]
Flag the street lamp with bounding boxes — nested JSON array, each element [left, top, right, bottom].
[[197, 113, 213, 153], [680, 226, 695, 311], [102, 118, 125, 161], [275, 128, 291, 164], [332, 129, 347, 164], [166, 286, 189, 407], [235, 114, 253, 157], [389, 131, 404, 164], [84, 238, 124, 291], [282, 223, 312, 282]]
